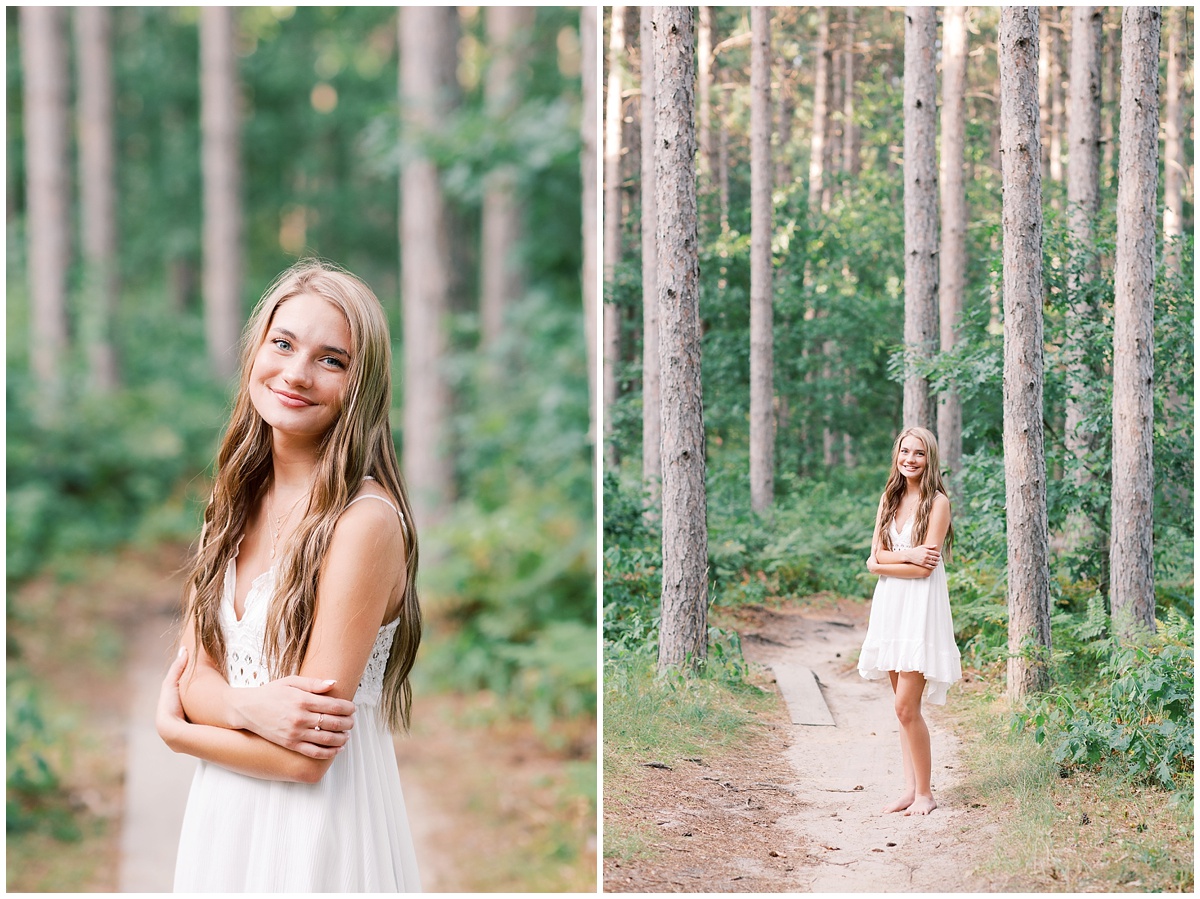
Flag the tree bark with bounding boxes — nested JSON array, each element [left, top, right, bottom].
[[808, 7, 831, 216], [75, 7, 120, 391], [400, 7, 459, 527], [21, 7, 70, 408], [480, 7, 533, 345], [902, 6, 938, 431], [698, 7, 717, 195], [653, 6, 708, 673], [200, 7, 243, 381], [581, 7, 599, 449], [1063, 6, 1103, 553], [1111, 6, 1161, 639], [750, 7, 774, 515], [1163, 6, 1185, 275], [937, 6, 968, 478], [603, 6, 627, 467], [1000, 6, 1052, 700], [641, 10, 661, 506]]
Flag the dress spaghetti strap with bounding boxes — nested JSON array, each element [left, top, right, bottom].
[[345, 484, 407, 532]]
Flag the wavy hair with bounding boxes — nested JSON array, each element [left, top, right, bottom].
[[875, 426, 954, 554], [183, 260, 421, 732]]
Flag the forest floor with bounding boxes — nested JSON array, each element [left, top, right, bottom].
[[6, 544, 595, 893], [604, 594, 997, 893]]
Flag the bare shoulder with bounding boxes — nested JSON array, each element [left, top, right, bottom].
[[932, 492, 952, 514], [329, 489, 405, 561]]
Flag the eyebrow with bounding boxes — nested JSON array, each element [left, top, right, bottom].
[[271, 327, 350, 359]]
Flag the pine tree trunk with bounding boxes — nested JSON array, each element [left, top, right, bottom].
[[1111, 6, 1161, 640], [842, 7, 859, 185], [653, 6, 708, 673], [750, 7, 774, 515], [641, 11, 661, 507], [1163, 6, 1185, 275], [1102, 20, 1119, 186], [1000, 6, 1052, 700], [480, 7, 532, 345], [775, 73, 794, 191], [938, 6, 968, 478], [902, 6, 938, 431], [581, 7, 599, 448], [698, 7, 717, 195], [400, 7, 459, 527], [1038, 15, 1051, 180], [718, 95, 730, 231], [1064, 6, 1103, 553], [808, 7, 830, 216], [21, 7, 70, 409], [200, 7, 243, 381], [74, 7, 120, 391], [603, 7, 627, 467], [1048, 8, 1065, 189]]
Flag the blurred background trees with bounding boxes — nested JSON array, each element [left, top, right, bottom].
[[7, 7, 593, 890]]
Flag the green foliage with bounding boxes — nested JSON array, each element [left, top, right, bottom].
[[6, 671, 80, 841], [1016, 610, 1194, 794]]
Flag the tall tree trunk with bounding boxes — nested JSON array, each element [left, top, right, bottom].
[[603, 7, 627, 467], [750, 7, 774, 515], [653, 6, 708, 673], [400, 7, 459, 527], [641, 11, 661, 506], [718, 93, 730, 231], [775, 70, 794, 191], [480, 7, 533, 345], [581, 8, 598, 449], [698, 7, 717, 197], [1048, 8, 1065, 191], [1111, 7, 1161, 640], [1000, 6, 1052, 700], [200, 7, 243, 381], [902, 6, 938, 431], [21, 7, 70, 409], [938, 6, 968, 478], [808, 7, 830, 216], [842, 7, 859, 185], [1038, 14, 1051, 180], [75, 7, 120, 391], [1064, 6, 1103, 553], [1162, 6, 1185, 275], [1102, 19, 1119, 186]]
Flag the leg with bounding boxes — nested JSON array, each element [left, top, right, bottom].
[[893, 671, 936, 815], [882, 671, 915, 813]]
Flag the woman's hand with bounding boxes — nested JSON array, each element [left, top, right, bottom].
[[157, 646, 190, 751], [905, 544, 941, 569], [229, 676, 355, 759]]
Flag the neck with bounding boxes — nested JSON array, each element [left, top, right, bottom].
[[270, 431, 321, 491]]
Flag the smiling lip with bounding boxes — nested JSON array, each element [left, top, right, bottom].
[[272, 388, 315, 408]]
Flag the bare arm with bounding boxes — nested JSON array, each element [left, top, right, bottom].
[[867, 494, 951, 580], [162, 502, 405, 782]]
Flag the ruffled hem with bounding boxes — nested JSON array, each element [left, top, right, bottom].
[[857, 640, 962, 705]]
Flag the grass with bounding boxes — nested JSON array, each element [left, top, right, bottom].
[[950, 677, 1194, 892]]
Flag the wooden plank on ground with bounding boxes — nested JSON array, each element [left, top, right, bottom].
[[771, 662, 836, 726]]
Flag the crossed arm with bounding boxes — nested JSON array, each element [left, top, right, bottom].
[[866, 493, 951, 580], [156, 500, 405, 783]]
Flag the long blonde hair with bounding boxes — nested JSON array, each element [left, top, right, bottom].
[[875, 426, 954, 553], [184, 260, 421, 732]]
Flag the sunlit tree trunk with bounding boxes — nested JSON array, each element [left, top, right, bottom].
[[1048, 8, 1065, 193], [808, 7, 830, 215], [21, 7, 70, 409], [1000, 6, 1051, 700], [698, 7, 717, 197], [938, 6, 968, 478], [200, 6, 243, 381], [400, 6, 459, 527], [480, 7, 533, 345], [902, 6, 938, 431], [640, 11, 661, 507], [1064, 6, 1103, 553], [75, 7, 120, 391], [581, 7, 599, 448], [750, 6, 774, 515], [1163, 6, 1185, 275], [1102, 19, 1119, 186], [603, 6, 626, 467], [1111, 6, 1161, 640], [653, 6, 708, 673]]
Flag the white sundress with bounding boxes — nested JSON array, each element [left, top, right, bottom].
[[173, 492, 420, 892], [857, 516, 962, 705]]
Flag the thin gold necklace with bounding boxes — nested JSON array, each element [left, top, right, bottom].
[[268, 485, 307, 559]]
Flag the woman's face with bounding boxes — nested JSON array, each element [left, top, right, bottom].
[[249, 293, 352, 443], [896, 434, 928, 482]]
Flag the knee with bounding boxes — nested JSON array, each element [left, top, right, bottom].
[[894, 695, 921, 727]]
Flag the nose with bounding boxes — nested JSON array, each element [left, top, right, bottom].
[[281, 355, 313, 387]]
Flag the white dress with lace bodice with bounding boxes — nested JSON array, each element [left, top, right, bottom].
[[857, 516, 962, 705], [173, 493, 420, 892]]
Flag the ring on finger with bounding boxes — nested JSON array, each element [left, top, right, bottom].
[[315, 713, 324, 732]]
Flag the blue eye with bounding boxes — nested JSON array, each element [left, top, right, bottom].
[[273, 338, 291, 351], [323, 357, 346, 369]]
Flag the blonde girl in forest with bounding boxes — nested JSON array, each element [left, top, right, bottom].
[[858, 427, 962, 816], [155, 261, 422, 890]]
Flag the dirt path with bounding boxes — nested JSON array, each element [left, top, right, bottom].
[[605, 597, 996, 893]]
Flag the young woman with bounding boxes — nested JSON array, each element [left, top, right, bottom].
[[857, 427, 962, 816], [155, 261, 422, 890]]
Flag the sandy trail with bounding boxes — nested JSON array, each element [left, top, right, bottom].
[[737, 599, 992, 892]]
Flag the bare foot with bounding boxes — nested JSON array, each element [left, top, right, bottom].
[[904, 794, 937, 816], [882, 791, 914, 814]]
